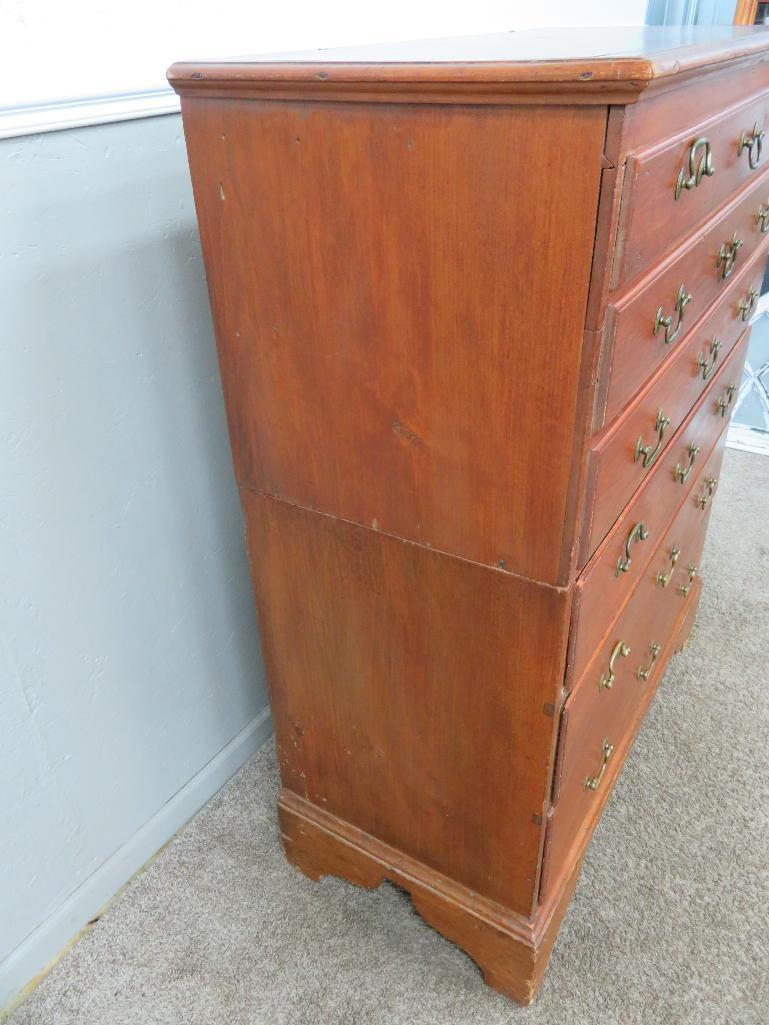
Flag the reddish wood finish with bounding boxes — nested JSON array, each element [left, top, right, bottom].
[[615, 90, 769, 286], [616, 53, 769, 161], [182, 99, 604, 585], [245, 491, 569, 916], [584, 316, 751, 567], [582, 329, 750, 568], [601, 184, 769, 424], [592, 285, 753, 536], [279, 789, 587, 1005], [168, 26, 769, 106], [570, 423, 731, 689], [170, 27, 765, 1006], [542, 575, 704, 901]]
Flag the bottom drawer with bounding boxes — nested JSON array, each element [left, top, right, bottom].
[[541, 499, 713, 899]]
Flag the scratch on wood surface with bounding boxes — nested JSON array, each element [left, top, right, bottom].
[[392, 418, 422, 445]]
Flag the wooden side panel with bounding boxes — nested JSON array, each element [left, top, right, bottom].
[[244, 492, 571, 916], [182, 98, 607, 585]]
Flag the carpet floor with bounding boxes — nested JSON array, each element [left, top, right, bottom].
[[8, 448, 769, 1025]]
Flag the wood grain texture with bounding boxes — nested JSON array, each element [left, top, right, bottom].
[[246, 492, 570, 916], [585, 295, 756, 563], [616, 53, 769, 161], [171, 34, 767, 1005], [279, 790, 585, 1006], [614, 88, 769, 287], [541, 574, 704, 901], [183, 98, 606, 584], [581, 328, 751, 568], [601, 183, 769, 424], [571, 424, 731, 689], [584, 106, 628, 333], [167, 26, 769, 106], [590, 299, 751, 542], [734, 0, 759, 26]]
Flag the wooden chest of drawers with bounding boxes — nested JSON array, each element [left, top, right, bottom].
[[169, 25, 769, 1005]]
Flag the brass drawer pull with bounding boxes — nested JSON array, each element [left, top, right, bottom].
[[678, 565, 698, 597], [656, 544, 680, 588], [758, 203, 769, 233], [697, 476, 717, 509], [654, 284, 693, 344], [599, 640, 630, 691], [738, 285, 758, 322], [635, 410, 670, 469], [739, 122, 765, 170], [696, 337, 722, 380], [675, 137, 714, 199], [717, 383, 737, 417], [674, 442, 700, 484], [585, 739, 614, 791], [636, 642, 661, 682], [716, 233, 743, 279], [615, 521, 650, 576]]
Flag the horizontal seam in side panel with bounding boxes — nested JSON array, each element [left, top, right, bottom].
[[238, 484, 572, 595]]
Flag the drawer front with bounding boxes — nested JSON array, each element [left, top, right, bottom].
[[602, 189, 769, 425], [571, 430, 728, 690], [615, 91, 769, 287], [582, 328, 750, 578], [543, 507, 711, 896], [588, 303, 754, 558]]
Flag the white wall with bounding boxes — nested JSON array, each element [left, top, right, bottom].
[[1, 1, 649, 107], [1, 0, 649, 1013]]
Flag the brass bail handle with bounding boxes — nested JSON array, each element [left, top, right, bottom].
[[678, 565, 698, 598], [585, 739, 614, 791], [716, 233, 743, 279], [635, 410, 670, 469], [739, 122, 765, 170], [675, 137, 714, 200], [757, 203, 769, 233], [675, 442, 700, 484], [654, 284, 693, 344], [615, 522, 650, 577], [717, 383, 737, 417], [697, 337, 722, 381], [738, 285, 758, 322], [599, 639, 631, 691], [697, 476, 717, 509], [636, 642, 661, 682], [656, 544, 681, 588]]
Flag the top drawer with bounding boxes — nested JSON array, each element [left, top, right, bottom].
[[614, 91, 769, 288]]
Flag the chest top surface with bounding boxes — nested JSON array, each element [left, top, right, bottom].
[[169, 25, 769, 101]]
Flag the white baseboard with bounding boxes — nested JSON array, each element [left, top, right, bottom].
[[0, 707, 273, 1016]]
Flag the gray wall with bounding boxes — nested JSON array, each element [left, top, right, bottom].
[[0, 114, 269, 1007]]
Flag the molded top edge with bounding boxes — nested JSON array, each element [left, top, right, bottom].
[[168, 25, 769, 98]]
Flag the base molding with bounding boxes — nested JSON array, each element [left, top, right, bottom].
[[278, 790, 583, 1005], [278, 581, 703, 1005]]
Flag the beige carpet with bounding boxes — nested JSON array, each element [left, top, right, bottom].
[[8, 448, 769, 1025]]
